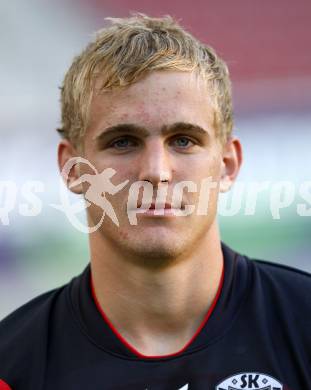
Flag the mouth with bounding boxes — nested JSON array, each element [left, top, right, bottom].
[[149, 202, 184, 210], [139, 202, 185, 210], [127, 202, 187, 218]]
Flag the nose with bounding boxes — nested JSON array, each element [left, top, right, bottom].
[[137, 138, 172, 185]]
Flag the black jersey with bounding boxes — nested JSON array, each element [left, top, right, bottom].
[[0, 243, 310, 390]]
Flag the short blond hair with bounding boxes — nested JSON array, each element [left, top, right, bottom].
[[57, 14, 233, 147]]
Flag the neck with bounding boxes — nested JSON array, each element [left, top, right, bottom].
[[90, 223, 224, 356]]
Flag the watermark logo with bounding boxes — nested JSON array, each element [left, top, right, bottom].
[[1, 157, 310, 230], [50, 157, 129, 233], [51, 157, 221, 232]]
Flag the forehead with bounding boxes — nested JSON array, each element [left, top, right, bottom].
[[88, 71, 215, 135]]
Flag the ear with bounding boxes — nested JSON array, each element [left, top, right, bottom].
[[57, 139, 83, 194], [219, 137, 243, 193]]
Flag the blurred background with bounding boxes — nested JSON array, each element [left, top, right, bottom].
[[0, 0, 310, 319]]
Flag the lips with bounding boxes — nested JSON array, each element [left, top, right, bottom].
[[149, 202, 171, 209], [138, 202, 184, 210]]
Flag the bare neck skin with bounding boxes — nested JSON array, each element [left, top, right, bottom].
[[90, 220, 224, 357]]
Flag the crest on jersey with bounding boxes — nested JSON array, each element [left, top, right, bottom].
[[216, 372, 283, 390]]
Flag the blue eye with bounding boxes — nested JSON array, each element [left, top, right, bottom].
[[110, 137, 136, 149], [173, 137, 194, 148]]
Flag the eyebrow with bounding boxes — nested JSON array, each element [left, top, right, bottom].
[[94, 122, 210, 144]]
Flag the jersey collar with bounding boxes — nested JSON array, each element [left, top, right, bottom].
[[68, 243, 250, 360]]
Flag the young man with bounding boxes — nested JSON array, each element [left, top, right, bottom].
[[0, 14, 310, 390]]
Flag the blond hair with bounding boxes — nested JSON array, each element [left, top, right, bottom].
[[57, 14, 233, 147]]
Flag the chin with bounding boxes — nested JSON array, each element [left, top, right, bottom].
[[121, 235, 185, 263]]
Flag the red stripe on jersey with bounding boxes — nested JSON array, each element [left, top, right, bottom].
[[90, 260, 225, 359], [0, 380, 12, 390]]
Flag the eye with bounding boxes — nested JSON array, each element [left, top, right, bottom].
[[109, 136, 138, 149], [171, 136, 195, 148]]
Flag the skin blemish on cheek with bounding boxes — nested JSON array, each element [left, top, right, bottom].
[[119, 230, 129, 240]]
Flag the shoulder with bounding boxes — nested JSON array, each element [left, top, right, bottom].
[[0, 281, 71, 387], [244, 253, 311, 327], [224, 242, 311, 315], [249, 255, 311, 294], [0, 285, 64, 334]]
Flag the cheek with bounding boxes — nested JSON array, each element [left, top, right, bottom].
[[83, 152, 130, 180], [188, 155, 222, 181]]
